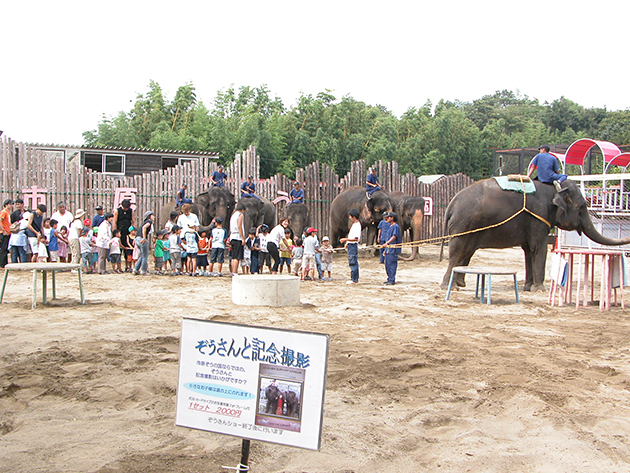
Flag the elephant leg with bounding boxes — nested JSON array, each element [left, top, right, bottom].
[[522, 244, 534, 291], [440, 237, 477, 289], [531, 239, 549, 292]]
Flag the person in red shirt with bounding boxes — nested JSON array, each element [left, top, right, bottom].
[[0, 199, 14, 267]]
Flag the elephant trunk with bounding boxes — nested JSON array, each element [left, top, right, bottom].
[[581, 209, 630, 246], [403, 209, 423, 261]]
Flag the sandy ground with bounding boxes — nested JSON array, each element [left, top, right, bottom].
[[1, 245, 630, 473]]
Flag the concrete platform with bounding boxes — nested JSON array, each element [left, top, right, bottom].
[[232, 274, 301, 307]]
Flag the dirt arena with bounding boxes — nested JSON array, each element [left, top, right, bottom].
[[1, 245, 630, 473]]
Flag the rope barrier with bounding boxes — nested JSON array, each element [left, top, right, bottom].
[[373, 175, 551, 251]]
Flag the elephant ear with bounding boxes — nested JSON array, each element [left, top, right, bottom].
[[552, 187, 582, 235], [552, 190, 568, 214], [359, 203, 372, 223]]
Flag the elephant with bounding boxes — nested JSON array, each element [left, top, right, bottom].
[[195, 186, 235, 227], [265, 384, 280, 414], [440, 178, 630, 292], [330, 186, 393, 248], [389, 191, 425, 261], [239, 196, 276, 234], [284, 203, 309, 238], [284, 390, 300, 418]]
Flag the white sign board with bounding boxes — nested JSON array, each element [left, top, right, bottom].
[[423, 196, 433, 216], [175, 318, 329, 450]]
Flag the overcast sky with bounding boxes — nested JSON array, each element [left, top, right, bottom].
[[1, 0, 629, 146]]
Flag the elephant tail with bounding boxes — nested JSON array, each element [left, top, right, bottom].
[[439, 206, 452, 262]]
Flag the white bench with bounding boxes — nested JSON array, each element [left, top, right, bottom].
[[1, 262, 84, 309]]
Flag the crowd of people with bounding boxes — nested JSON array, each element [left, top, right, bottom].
[[1, 169, 401, 283]]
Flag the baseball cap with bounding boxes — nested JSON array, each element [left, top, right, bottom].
[[322, 236, 330, 241], [95, 205, 103, 210], [307, 227, 318, 234]]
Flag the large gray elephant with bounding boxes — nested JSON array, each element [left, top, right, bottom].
[[284, 203, 309, 237], [265, 385, 280, 414], [239, 196, 276, 233], [284, 390, 299, 418], [440, 178, 630, 292], [195, 186, 235, 226], [330, 187, 393, 247], [389, 191, 425, 261]]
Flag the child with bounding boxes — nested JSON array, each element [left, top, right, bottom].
[[57, 226, 69, 262], [79, 227, 92, 273], [47, 219, 59, 262], [279, 228, 293, 274], [110, 229, 123, 273], [301, 228, 319, 281], [241, 229, 253, 274], [258, 224, 271, 274], [123, 226, 136, 272], [163, 232, 171, 271], [320, 236, 334, 281], [42, 218, 52, 261], [131, 228, 141, 270], [91, 228, 99, 273], [209, 217, 227, 276], [154, 230, 166, 275], [246, 227, 260, 274], [197, 230, 209, 275], [37, 233, 49, 263], [169, 225, 184, 275], [184, 229, 199, 276], [291, 237, 304, 277]]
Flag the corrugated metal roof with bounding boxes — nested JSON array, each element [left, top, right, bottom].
[[418, 174, 445, 184], [30, 143, 219, 156]]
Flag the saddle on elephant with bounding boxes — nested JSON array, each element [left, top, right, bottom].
[[493, 175, 536, 194]]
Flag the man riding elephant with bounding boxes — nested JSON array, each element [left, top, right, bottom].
[[441, 178, 630, 292]]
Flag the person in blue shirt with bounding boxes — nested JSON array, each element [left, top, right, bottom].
[[377, 214, 391, 264], [366, 168, 381, 198], [240, 176, 260, 200], [381, 212, 401, 285], [91, 205, 106, 228], [210, 165, 228, 187], [289, 181, 304, 204], [176, 184, 193, 206], [527, 145, 567, 187]]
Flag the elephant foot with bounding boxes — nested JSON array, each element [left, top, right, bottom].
[[523, 283, 545, 292]]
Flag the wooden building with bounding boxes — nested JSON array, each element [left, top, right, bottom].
[[32, 144, 218, 177]]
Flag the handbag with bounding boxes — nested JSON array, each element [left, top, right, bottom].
[[9, 220, 21, 234]]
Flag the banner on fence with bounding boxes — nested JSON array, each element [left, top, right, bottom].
[[175, 318, 329, 450]]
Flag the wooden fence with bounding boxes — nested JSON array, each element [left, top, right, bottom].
[[1, 138, 474, 243]]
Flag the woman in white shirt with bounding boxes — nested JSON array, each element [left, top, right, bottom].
[[268, 218, 290, 274], [96, 213, 114, 274]]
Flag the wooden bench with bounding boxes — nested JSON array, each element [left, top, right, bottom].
[[1, 263, 84, 309], [445, 266, 519, 305]]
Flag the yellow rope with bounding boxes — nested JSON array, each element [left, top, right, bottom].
[[376, 176, 552, 250]]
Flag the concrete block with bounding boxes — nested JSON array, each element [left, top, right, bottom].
[[232, 274, 301, 307]]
